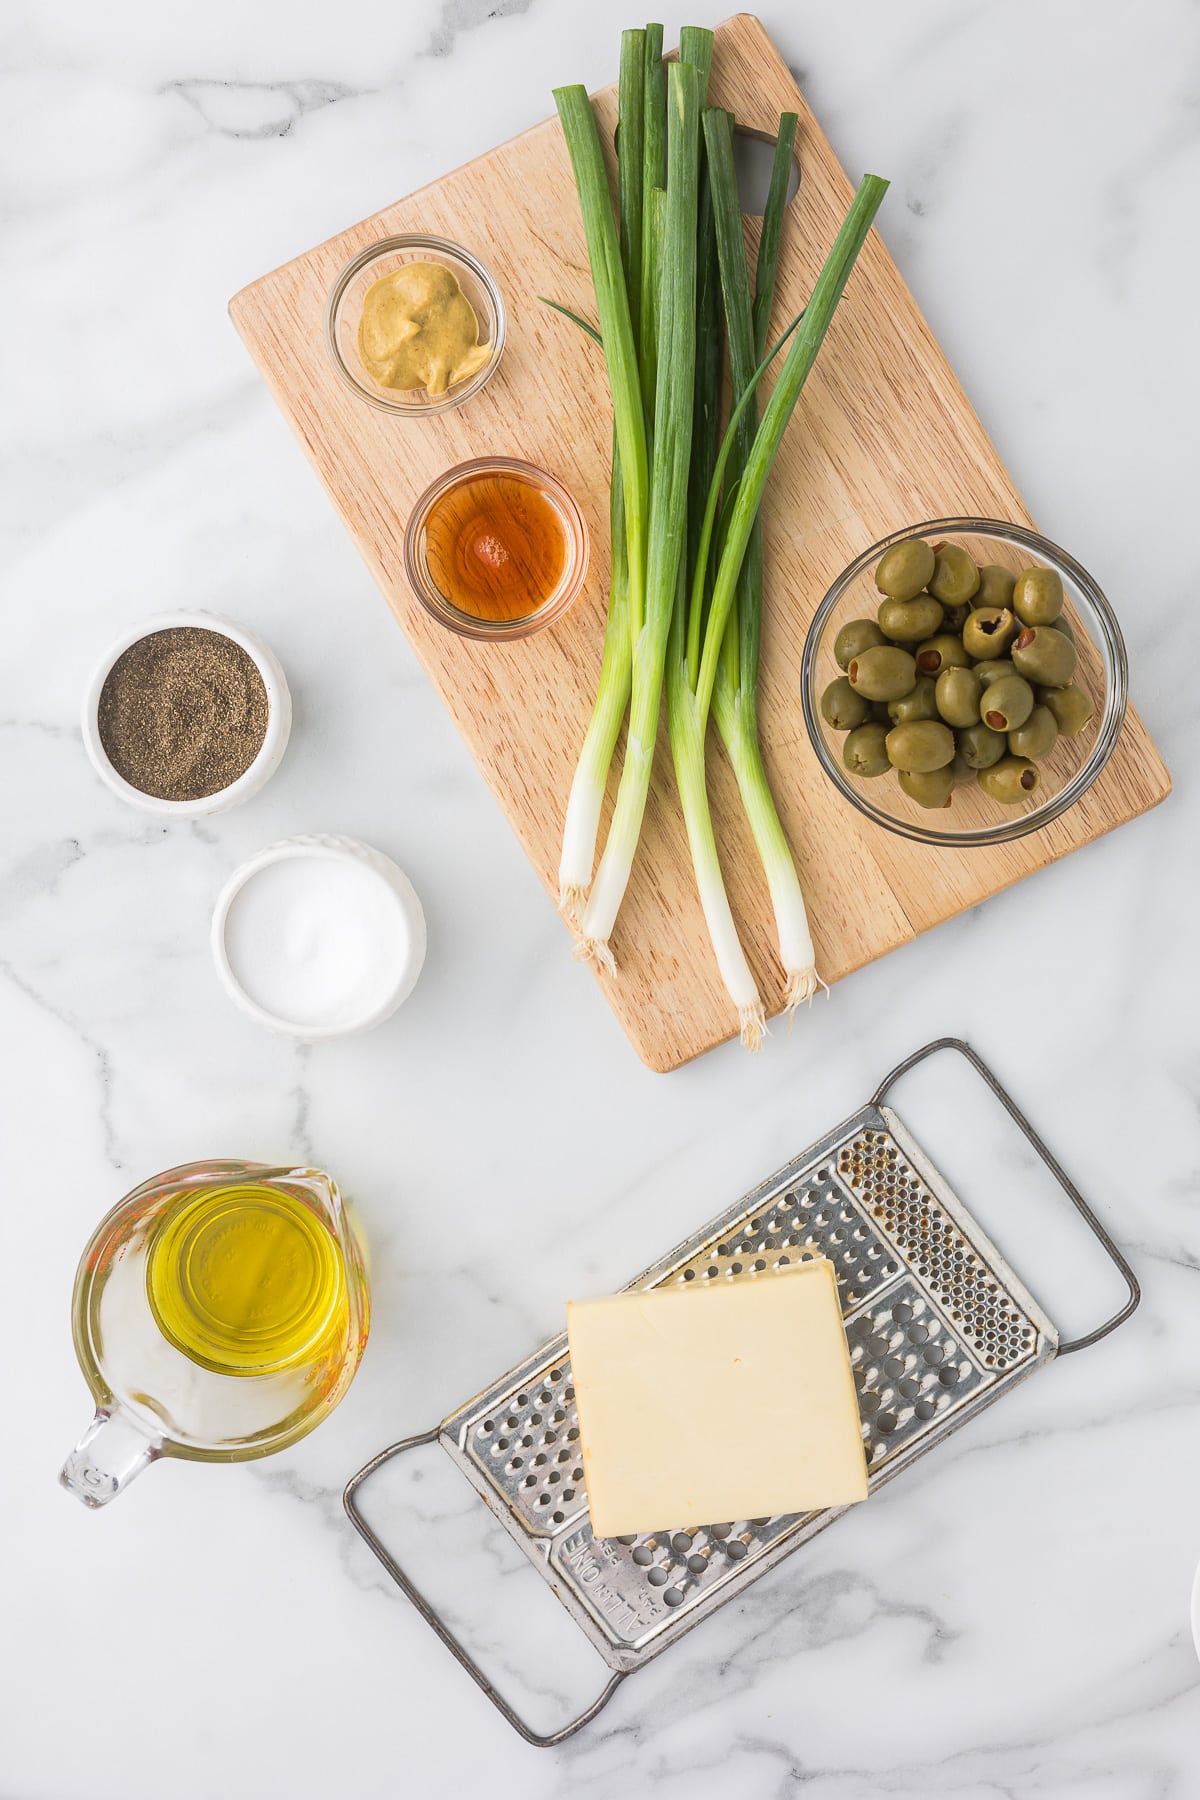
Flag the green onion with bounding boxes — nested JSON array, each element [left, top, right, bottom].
[[668, 309, 805, 1043], [696, 168, 889, 719], [638, 23, 667, 422], [552, 77, 649, 681], [751, 117, 797, 358], [537, 296, 603, 346], [578, 47, 707, 969], [553, 33, 646, 918], [666, 55, 763, 1042], [680, 119, 886, 1027], [704, 108, 822, 1006], [618, 29, 646, 348]]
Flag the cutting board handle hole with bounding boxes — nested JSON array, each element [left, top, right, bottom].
[[731, 124, 801, 216], [611, 123, 800, 218]]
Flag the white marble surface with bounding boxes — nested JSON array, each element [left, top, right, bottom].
[[3, 0, 1199, 1791]]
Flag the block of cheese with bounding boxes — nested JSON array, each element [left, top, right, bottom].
[[566, 1259, 868, 1538]]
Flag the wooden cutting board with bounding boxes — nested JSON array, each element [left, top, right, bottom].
[[230, 13, 1170, 1072]]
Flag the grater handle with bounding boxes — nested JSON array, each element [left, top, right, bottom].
[[343, 1429, 627, 1747], [870, 1036, 1139, 1354]]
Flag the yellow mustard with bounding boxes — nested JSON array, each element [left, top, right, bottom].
[[357, 260, 491, 396]]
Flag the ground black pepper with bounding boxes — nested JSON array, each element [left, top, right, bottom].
[[97, 626, 269, 802]]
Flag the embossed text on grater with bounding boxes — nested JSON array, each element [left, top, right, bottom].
[[439, 1104, 1057, 1671]]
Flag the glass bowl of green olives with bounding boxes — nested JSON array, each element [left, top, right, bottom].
[[800, 519, 1127, 846]]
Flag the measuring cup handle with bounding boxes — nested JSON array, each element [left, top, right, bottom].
[[60, 1407, 163, 1508], [344, 1429, 627, 1747], [871, 1036, 1141, 1354]]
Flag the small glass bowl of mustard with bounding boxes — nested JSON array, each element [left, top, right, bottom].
[[404, 457, 590, 642], [325, 234, 506, 418]]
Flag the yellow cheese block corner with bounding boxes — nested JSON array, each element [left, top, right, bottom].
[[566, 1258, 868, 1539]]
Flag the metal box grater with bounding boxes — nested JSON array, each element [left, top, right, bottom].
[[345, 1040, 1138, 1745]]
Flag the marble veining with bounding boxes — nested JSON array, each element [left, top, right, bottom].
[[3, 0, 1200, 1794]]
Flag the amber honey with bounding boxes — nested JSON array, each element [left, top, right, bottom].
[[423, 467, 571, 624]]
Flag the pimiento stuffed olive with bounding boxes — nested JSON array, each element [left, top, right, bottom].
[[1038, 683, 1092, 735], [915, 634, 971, 676], [821, 677, 871, 731], [1012, 625, 1077, 688], [877, 596, 943, 642], [885, 719, 956, 773], [1012, 566, 1063, 627], [928, 542, 981, 607], [899, 765, 955, 808], [843, 722, 892, 776], [888, 675, 939, 724], [978, 757, 1041, 803], [847, 645, 918, 701], [980, 674, 1035, 733], [834, 618, 887, 670], [874, 537, 936, 601], [975, 564, 1017, 610], [935, 665, 982, 728], [962, 607, 1017, 660], [1008, 705, 1059, 760]]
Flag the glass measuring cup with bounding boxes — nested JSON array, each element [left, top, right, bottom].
[[61, 1160, 370, 1507]]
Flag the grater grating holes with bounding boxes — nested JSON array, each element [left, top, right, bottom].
[[671, 1177, 882, 1311], [470, 1360, 591, 1530], [839, 1132, 1034, 1360]]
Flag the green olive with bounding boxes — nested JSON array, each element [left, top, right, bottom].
[[975, 564, 1017, 610], [834, 617, 887, 670], [975, 658, 1017, 690], [978, 756, 1041, 804], [870, 700, 894, 723], [821, 676, 870, 731], [951, 745, 976, 783], [843, 722, 891, 777], [935, 664, 982, 728], [877, 595, 944, 642], [1012, 625, 1077, 688], [885, 719, 956, 773], [847, 644, 918, 701], [980, 674, 1035, 733], [875, 537, 935, 602], [1052, 610, 1077, 644], [957, 722, 1007, 769], [940, 601, 971, 634], [1008, 705, 1059, 759], [899, 766, 955, 809], [928, 542, 981, 606], [962, 606, 1018, 659], [887, 675, 938, 723], [915, 633, 971, 675], [1012, 565, 1064, 627], [1038, 683, 1093, 735]]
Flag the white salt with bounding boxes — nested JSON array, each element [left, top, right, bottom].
[[222, 849, 413, 1030]]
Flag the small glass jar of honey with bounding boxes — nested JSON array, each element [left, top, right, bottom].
[[403, 457, 589, 641]]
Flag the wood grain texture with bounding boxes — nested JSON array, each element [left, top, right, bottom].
[[229, 13, 1170, 1072]]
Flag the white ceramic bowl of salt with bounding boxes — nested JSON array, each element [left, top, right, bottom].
[[211, 835, 426, 1038]]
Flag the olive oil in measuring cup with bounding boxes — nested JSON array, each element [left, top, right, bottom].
[[146, 1182, 348, 1375], [61, 1161, 370, 1507]]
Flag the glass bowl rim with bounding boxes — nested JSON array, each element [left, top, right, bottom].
[[800, 516, 1129, 848], [402, 454, 590, 642], [323, 233, 507, 418]]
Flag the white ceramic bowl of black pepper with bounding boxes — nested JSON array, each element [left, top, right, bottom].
[[81, 610, 292, 817]]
